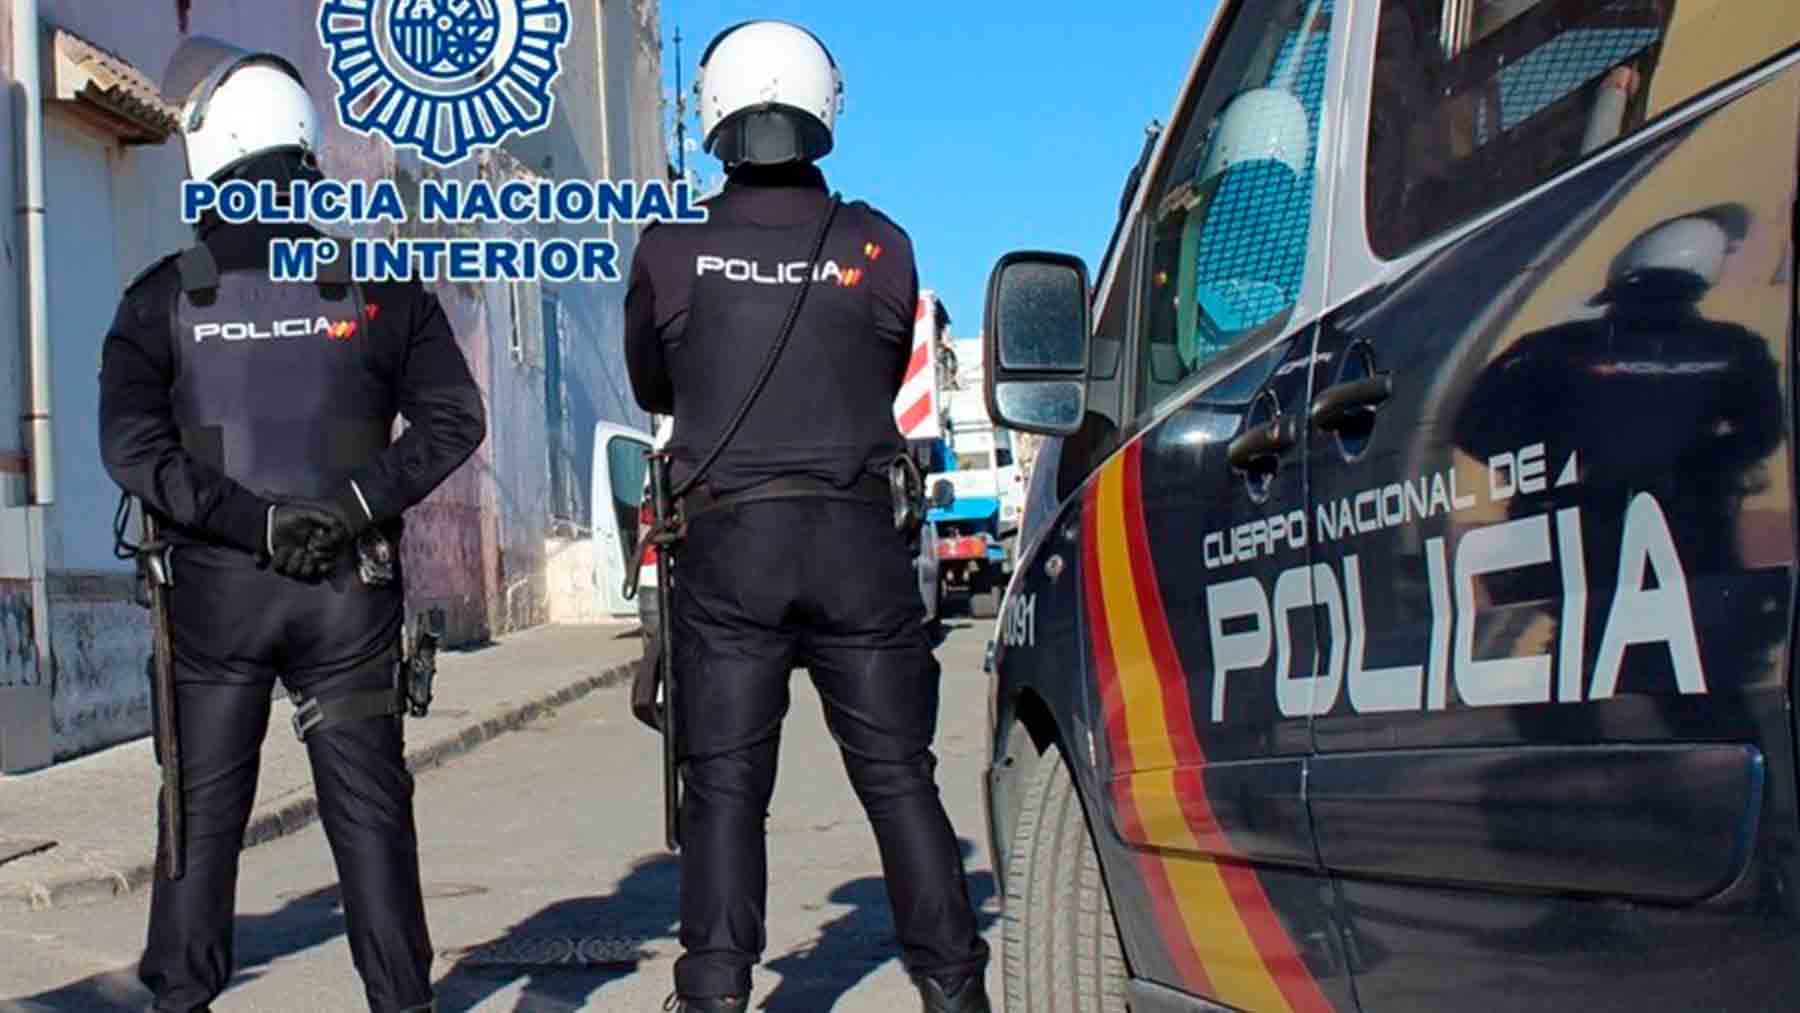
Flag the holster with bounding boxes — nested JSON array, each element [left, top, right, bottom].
[[404, 616, 441, 719], [887, 453, 927, 538]]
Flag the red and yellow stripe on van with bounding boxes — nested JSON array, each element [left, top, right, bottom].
[[1082, 442, 1333, 1013]]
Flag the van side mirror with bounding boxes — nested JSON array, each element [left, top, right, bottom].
[[983, 251, 1091, 437], [929, 479, 955, 510]]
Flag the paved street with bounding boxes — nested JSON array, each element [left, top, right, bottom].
[[0, 622, 1002, 1012]]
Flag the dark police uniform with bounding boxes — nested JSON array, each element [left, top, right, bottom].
[[98, 199, 485, 1013], [624, 161, 991, 1000]]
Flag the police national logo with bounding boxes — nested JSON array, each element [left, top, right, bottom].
[[318, 0, 571, 168]]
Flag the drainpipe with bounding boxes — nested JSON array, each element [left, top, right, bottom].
[[13, 0, 53, 693], [15, 0, 52, 507]]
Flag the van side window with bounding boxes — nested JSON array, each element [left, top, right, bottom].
[[1134, 0, 1338, 417], [605, 436, 651, 555], [1368, 0, 1686, 257]]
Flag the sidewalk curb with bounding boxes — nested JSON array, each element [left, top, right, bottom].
[[1, 659, 638, 915]]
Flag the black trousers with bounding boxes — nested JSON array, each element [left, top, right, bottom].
[[670, 498, 991, 998], [138, 545, 433, 1013]]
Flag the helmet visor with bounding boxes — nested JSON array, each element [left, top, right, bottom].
[[161, 36, 304, 132]]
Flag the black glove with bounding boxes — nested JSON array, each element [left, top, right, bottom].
[[266, 501, 351, 581]]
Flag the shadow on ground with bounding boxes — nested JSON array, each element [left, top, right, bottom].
[[928, 619, 976, 651], [433, 853, 681, 1012], [428, 837, 996, 1012], [757, 838, 998, 1012], [2, 884, 353, 1012]]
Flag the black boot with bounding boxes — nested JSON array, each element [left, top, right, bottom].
[[915, 974, 992, 1013], [663, 994, 749, 1012]]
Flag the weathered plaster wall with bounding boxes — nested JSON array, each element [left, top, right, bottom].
[[0, 580, 35, 687], [44, 575, 148, 758], [505, 0, 659, 536], [629, 0, 668, 193], [402, 273, 504, 647]]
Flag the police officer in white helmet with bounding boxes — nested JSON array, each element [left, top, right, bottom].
[[624, 20, 992, 1013], [99, 38, 485, 1013]]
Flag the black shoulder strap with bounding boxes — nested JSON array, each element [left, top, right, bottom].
[[176, 245, 220, 295], [317, 244, 353, 287]]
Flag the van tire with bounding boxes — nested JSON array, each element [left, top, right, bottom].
[[971, 587, 1002, 620], [1003, 742, 1128, 1013]]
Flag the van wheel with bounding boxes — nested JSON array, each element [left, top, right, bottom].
[[1003, 743, 1128, 1012], [971, 587, 1002, 620]]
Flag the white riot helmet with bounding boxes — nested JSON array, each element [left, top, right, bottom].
[[1597, 214, 1731, 305], [696, 20, 843, 166], [162, 37, 320, 183]]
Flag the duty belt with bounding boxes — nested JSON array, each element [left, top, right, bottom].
[[680, 473, 891, 524]]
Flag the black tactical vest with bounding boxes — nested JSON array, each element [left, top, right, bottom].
[[665, 202, 907, 495], [168, 247, 394, 502]]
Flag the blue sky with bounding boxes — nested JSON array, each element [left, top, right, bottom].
[[658, 2, 1218, 336]]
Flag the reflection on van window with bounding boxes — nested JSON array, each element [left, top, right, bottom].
[[1136, 0, 1335, 415], [1453, 0, 1535, 52], [1369, 0, 1679, 257]]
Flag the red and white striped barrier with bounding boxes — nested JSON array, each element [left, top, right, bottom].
[[894, 290, 944, 441]]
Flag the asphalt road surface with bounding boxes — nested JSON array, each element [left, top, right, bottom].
[[0, 622, 1004, 1012]]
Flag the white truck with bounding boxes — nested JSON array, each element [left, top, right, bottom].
[[895, 290, 957, 623], [922, 377, 1024, 619]]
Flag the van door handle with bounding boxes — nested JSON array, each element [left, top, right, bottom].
[[1310, 374, 1393, 433], [1228, 414, 1301, 473]]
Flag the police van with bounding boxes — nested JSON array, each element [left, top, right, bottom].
[[979, 2, 1800, 1011]]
